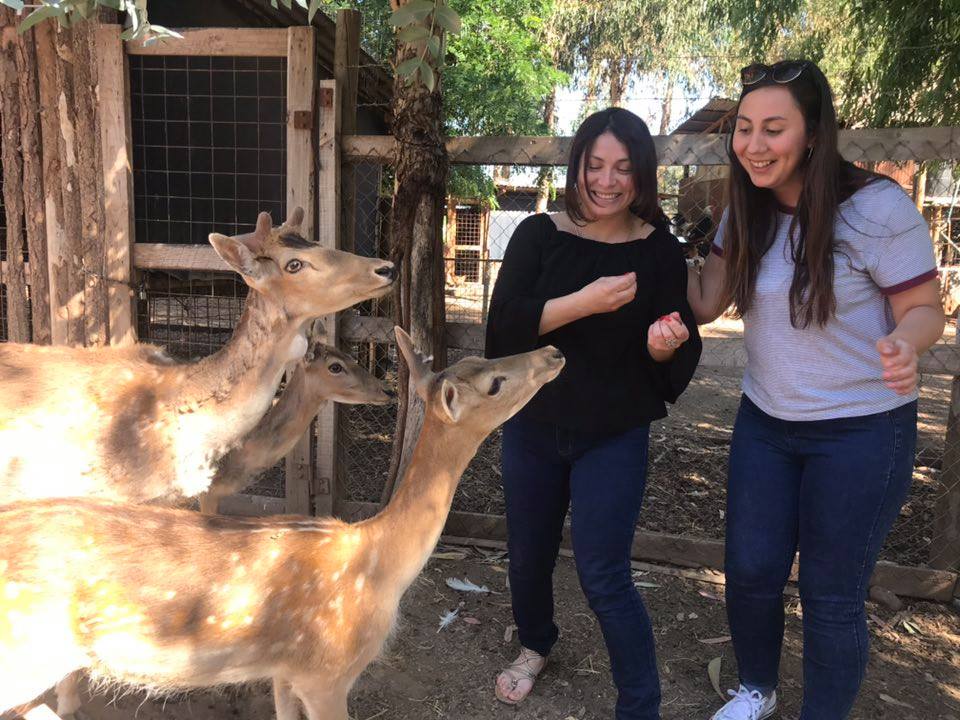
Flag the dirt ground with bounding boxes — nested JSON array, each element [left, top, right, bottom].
[[54, 543, 960, 720]]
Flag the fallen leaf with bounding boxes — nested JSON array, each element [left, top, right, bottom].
[[446, 577, 490, 593], [708, 656, 724, 699], [489, 565, 507, 573], [698, 590, 724, 602], [503, 624, 517, 643], [688, 612, 699, 620], [879, 693, 914, 709], [462, 616, 481, 625], [634, 581, 661, 589], [431, 551, 468, 561], [676, 612, 685, 621], [901, 619, 921, 635], [698, 635, 732, 645]]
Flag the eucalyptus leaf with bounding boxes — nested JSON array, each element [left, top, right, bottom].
[[395, 56, 422, 79], [433, 4, 461, 34], [18, 5, 61, 33], [420, 61, 435, 92], [397, 24, 430, 44]]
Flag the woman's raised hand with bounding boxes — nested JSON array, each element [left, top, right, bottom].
[[576, 272, 637, 315], [647, 311, 690, 355]]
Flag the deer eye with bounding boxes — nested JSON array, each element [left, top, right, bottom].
[[488, 376, 505, 395], [328, 362, 344, 374], [285, 259, 304, 273]]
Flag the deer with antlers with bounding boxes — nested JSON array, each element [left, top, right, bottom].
[[0, 208, 395, 505], [197, 338, 393, 514], [0, 328, 564, 720]]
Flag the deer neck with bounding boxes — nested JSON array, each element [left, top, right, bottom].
[[182, 291, 304, 421], [368, 412, 483, 591]]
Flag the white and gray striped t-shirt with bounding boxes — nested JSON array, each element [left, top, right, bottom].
[[713, 180, 937, 421]]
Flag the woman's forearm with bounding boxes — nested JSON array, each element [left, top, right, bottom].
[[687, 258, 726, 325], [539, 292, 588, 335], [889, 304, 946, 355]]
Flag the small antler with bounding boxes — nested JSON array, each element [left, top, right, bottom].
[[394, 326, 434, 400], [285, 207, 305, 228]]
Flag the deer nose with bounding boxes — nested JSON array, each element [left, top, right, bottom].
[[375, 263, 396, 282]]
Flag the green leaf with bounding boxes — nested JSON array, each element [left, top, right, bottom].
[[100, 0, 123, 10], [397, 24, 430, 43], [426, 34, 441, 59], [433, 4, 461, 34], [396, 56, 422, 79], [389, 0, 434, 26], [18, 5, 60, 33], [420, 61, 435, 91], [307, 0, 323, 22], [1, 1, 26, 12]]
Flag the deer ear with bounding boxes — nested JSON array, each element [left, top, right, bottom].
[[438, 378, 462, 423], [307, 318, 327, 344], [209, 233, 264, 281], [394, 326, 433, 402], [286, 206, 305, 228]]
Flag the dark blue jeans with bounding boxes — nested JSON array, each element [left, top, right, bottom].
[[502, 415, 660, 720], [725, 395, 917, 719]]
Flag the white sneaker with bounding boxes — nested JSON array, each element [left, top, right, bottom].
[[710, 685, 777, 719]]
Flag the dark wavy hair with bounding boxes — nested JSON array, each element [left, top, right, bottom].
[[721, 60, 888, 328], [564, 107, 668, 227]]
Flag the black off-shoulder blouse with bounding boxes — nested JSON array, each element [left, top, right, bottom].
[[484, 213, 702, 434]]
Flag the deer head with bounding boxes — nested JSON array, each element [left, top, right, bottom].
[[301, 342, 393, 406], [208, 208, 396, 321], [394, 327, 565, 433]]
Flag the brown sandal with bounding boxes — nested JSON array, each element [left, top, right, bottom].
[[494, 647, 547, 705]]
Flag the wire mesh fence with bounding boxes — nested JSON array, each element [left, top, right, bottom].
[[338, 148, 960, 574]]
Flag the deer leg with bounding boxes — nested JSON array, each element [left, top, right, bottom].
[[54, 672, 83, 716], [272, 677, 300, 720], [293, 681, 348, 720], [198, 490, 221, 515]]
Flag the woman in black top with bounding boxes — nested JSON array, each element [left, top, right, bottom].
[[486, 108, 701, 719]]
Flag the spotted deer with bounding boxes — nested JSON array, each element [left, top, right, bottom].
[[197, 339, 393, 514], [0, 328, 564, 720], [0, 208, 395, 504]]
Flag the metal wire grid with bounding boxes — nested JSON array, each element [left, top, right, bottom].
[[129, 55, 288, 244], [336, 156, 960, 570]]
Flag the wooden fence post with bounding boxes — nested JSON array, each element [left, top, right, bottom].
[[284, 26, 317, 516], [932, 326, 960, 571], [335, 9, 360, 255], [95, 24, 135, 345], [312, 77, 340, 517]]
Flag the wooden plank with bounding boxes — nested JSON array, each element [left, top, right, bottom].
[[339, 502, 956, 601], [14, 24, 51, 344], [133, 243, 231, 272], [344, 127, 960, 167], [0, 9, 30, 342], [311, 76, 340, 517], [96, 25, 136, 346], [126, 28, 288, 57], [335, 9, 361, 255], [284, 27, 318, 517], [34, 21, 70, 345], [73, 20, 108, 348]]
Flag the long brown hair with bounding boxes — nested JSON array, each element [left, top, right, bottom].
[[721, 60, 887, 327], [564, 108, 668, 227]]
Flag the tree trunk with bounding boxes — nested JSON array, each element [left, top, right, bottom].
[[659, 75, 674, 136], [381, 3, 449, 505], [534, 87, 557, 214], [608, 58, 633, 108]]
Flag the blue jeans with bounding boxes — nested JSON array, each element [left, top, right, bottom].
[[502, 415, 660, 720], [725, 395, 917, 719]]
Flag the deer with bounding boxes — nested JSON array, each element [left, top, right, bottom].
[[0, 208, 395, 505], [0, 327, 565, 720], [197, 338, 394, 514]]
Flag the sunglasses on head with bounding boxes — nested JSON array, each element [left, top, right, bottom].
[[740, 61, 809, 86]]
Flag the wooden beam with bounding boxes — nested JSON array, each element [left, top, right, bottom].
[[126, 28, 289, 56], [96, 25, 136, 345], [344, 127, 960, 167], [335, 9, 360, 255], [337, 501, 956, 601], [133, 243, 230, 272], [284, 27, 319, 517], [219, 493, 287, 517]]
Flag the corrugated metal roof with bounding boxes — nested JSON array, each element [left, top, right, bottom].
[[671, 98, 737, 135]]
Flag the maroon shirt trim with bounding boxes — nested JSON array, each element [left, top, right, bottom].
[[880, 268, 938, 296]]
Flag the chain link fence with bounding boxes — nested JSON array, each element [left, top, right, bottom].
[[338, 145, 960, 574]]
